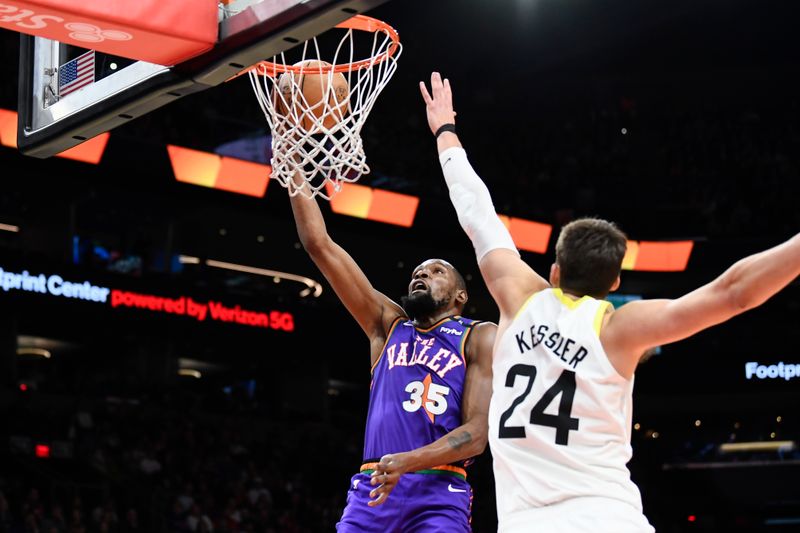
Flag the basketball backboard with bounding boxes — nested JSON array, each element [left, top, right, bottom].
[[17, 0, 390, 158]]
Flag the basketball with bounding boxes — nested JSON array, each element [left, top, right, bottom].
[[275, 60, 350, 132]]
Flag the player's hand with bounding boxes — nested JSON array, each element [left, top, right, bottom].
[[420, 72, 456, 136], [367, 452, 411, 506]]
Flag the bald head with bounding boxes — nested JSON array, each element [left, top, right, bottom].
[[403, 259, 468, 319]]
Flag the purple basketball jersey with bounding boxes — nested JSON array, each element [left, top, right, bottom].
[[362, 315, 479, 464]]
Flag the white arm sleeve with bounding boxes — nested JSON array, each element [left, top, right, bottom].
[[439, 146, 519, 263]]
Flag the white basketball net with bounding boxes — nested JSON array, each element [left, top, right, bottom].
[[249, 20, 401, 199]]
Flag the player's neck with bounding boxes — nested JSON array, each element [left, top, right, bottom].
[[412, 308, 458, 329], [560, 288, 584, 300], [560, 286, 606, 300]]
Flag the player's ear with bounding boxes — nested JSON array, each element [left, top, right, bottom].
[[609, 275, 621, 293], [549, 264, 560, 287], [455, 289, 468, 306]]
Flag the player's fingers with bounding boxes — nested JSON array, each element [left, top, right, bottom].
[[371, 471, 389, 485], [369, 485, 386, 499], [431, 71, 444, 96], [369, 480, 395, 504], [419, 81, 433, 105], [367, 491, 386, 507]]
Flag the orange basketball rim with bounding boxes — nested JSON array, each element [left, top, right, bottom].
[[251, 15, 400, 77], [247, 12, 402, 200]]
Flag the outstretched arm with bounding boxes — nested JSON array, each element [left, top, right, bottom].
[[603, 233, 800, 378], [421, 72, 549, 319], [366, 322, 496, 506], [289, 179, 404, 350]]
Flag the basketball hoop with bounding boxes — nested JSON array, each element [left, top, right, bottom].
[[249, 15, 401, 199]]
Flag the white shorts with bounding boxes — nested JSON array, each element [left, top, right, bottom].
[[499, 496, 655, 533]]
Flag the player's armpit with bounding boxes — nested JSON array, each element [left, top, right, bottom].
[[303, 240, 404, 337], [603, 233, 800, 378], [289, 191, 404, 343], [601, 283, 741, 378], [478, 248, 549, 319]]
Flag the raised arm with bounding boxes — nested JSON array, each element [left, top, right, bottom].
[[366, 322, 496, 506], [289, 182, 404, 347], [420, 72, 549, 319], [603, 233, 800, 378]]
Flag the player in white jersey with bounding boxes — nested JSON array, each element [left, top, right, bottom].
[[420, 72, 800, 532]]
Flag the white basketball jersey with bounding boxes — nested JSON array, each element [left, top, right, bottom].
[[488, 288, 648, 528]]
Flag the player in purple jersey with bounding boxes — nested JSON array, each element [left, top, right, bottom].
[[288, 174, 496, 532]]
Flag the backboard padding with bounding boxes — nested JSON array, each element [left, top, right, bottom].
[[17, 0, 391, 158]]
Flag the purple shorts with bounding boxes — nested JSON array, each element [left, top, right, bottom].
[[336, 471, 472, 533]]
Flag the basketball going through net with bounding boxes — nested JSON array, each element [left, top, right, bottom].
[[249, 15, 401, 199]]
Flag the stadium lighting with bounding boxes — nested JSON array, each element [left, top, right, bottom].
[[17, 347, 51, 358], [0, 223, 19, 232], [206, 259, 323, 297], [179, 255, 201, 264], [719, 441, 795, 453], [178, 255, 322, 297]]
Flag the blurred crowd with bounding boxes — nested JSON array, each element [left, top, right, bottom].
[[2, 388, 796, 533], [0, 392, 365, 533]]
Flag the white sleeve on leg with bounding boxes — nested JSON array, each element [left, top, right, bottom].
[[439, 147, 519, 262]]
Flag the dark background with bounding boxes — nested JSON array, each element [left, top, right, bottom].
[[1, 0, 799, 531]]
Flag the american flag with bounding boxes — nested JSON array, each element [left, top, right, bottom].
[[58, 50, 95, 98]]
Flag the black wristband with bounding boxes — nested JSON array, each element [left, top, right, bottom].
[[435, 123, 456, 138]]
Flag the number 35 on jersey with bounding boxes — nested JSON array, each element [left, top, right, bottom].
[[402, 373, 450, 423]]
